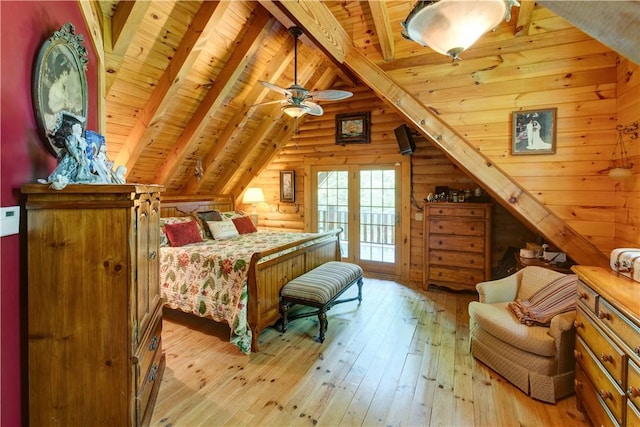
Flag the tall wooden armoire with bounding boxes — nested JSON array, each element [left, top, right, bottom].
[[22, 184, 165, 426]]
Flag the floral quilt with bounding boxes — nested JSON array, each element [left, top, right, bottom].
[[160, 231, 320, 354]]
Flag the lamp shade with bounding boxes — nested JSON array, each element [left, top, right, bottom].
[[402, 0, 507, 60], [242, 187, 265, 204], [282, 104, 310, 118]]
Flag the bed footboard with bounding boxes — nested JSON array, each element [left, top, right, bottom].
[[246, 229, 342, 352]]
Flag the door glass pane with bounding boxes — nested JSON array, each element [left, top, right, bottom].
[[317, 171, 349, 257], [360, 169, 395, 263]]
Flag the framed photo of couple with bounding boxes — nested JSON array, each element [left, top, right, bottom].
[[511, 108, 557, 155]]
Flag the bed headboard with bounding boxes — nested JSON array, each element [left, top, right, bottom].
[[160, 195, 234, 218]]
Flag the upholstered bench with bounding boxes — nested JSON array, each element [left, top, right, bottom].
[[280, 261, 363, 342]]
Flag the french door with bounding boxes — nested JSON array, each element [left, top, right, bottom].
[[311, 165, 400, 275]]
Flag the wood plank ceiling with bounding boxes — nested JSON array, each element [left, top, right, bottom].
[[90, 0, 638, 266]]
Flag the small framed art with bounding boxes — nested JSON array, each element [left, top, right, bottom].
[[280, 170, 295, 202], [512, 108, 557, 155], [335, 111, 371, 145]]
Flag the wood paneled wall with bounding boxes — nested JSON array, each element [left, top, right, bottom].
[[615, 57, 640, 249], [245, 86, 536, 282]]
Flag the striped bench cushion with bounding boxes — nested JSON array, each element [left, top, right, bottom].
[[281, 261, 363, 304]]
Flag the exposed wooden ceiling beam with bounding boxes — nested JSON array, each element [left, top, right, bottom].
[[110, 1, 150, 55], [367, 0, 395, 61], [258, 0, 358, 87], [113, 1, 231, 174], [271, 0, 608, 268], [183, 35, 295, 194], [514, 0, 535, 37], [216, 52, 325, 195], [150, 9, 274, 186]]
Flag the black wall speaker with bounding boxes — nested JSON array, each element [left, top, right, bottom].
[[394, 124, 416, 155]]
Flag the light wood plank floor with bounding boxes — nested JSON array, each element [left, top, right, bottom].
[[150, 278, 589, 426]]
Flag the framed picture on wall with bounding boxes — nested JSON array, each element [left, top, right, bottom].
[[32, 22, 89, 157], [335, 111, 371, 145], [511, 108, 557, 155], [280, 170, 295, 202]]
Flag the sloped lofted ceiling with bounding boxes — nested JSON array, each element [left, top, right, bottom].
[[86, 0, 638, 267]]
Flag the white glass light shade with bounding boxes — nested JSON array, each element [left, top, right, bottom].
[[242, 187, 265, 204], [282, 104, 310, 118], [403, 0, 507, 59], [608, 167, 633, 180]]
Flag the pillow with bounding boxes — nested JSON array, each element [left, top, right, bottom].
[[195, 210, 223, 239], [160, 216, 197, 247], [164, 220, 203, 247], [220, 210, 247, 220], [232, 216, 258, 234], [207, 220, 239, 240]]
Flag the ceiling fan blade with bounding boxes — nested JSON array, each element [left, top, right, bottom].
[[303, 101, 323, 116], [307, 89, 353, 101], [251, 99, 284, 108], [258, 80, 291, 96]]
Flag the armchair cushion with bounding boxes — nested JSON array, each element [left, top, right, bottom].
[[469, 302, 557, 357]]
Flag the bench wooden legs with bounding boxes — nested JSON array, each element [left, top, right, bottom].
[[280, 276, 363, 343]]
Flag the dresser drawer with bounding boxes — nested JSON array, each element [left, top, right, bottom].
[[429, 235, 484, 253], [429, 250, 484, 269], [428, 266, 485, 287], [136, 315, 162, 392], [577, 280, 599, 314], [576, 309, 625, 386], [428, 219, 484, 236], [629, 359, 640, 411], [575, 336, 625, 425], [575, 365, 619, 427], [427, 205, 487, 218], [599, 299, 640, 358], [136, 347, 164, 426]]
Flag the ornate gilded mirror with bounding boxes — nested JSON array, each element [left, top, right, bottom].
[[32, 22, 88, 157]]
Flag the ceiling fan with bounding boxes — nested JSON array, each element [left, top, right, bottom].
[[257, 27, 353, 118]]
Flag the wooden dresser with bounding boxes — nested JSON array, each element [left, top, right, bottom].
[[572, 265, 640, 427], [423, 202, 491, 291], [23, 184, 165, 426]]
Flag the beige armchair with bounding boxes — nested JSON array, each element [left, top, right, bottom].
[[468, 266, 577, 403]]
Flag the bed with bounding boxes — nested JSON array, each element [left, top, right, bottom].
[[159, 196, 342, 354]]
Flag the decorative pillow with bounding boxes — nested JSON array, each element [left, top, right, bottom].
[[164, 220, 203, 247], [207, 220, 239, 240], [195, 210, 223, 239], [220, 210, 247, 220], [232, 215, 258, 234], [160, 216, 197, 247]]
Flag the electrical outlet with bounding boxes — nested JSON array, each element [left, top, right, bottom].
[[415, 212, 424, 221], [0, 206, 20, 237]]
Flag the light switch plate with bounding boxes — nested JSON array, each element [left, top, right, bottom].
[[0, 206, 20, 237]]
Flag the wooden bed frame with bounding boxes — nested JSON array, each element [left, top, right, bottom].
[[160, 195, 342, 352]]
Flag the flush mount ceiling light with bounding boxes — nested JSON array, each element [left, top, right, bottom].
[[401, 0, 520, 61]]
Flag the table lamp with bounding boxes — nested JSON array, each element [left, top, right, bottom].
[[242, 187, 265, 225]]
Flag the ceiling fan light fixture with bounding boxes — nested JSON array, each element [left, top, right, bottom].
[[402, 0, 518, 60], [282, 104, 310, 118]]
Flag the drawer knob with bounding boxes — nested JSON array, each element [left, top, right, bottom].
[[574, 379, 582, 390], [148, 363, 159, 382], [629, 386, 640, 398], [149, 335, 159, 351], [149, 250, 157, 260], [598, 311, 610, 321], [573, 320, 584, 329], [577, 292, 588, 300], [600, 390, 613, 400], [573, 349, 582, 359], [635, 346, 640, 356], [600, 353, 612, 363]]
